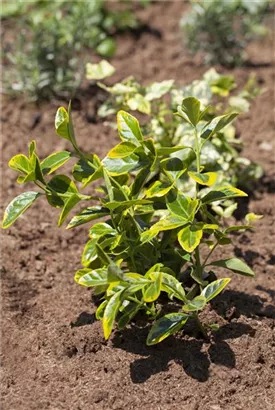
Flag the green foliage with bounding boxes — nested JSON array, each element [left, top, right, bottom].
[[87, 62, 263, 213], [2, 100, 260, 344], [180, 0, 271, 67], [2, 0, 139, 100]]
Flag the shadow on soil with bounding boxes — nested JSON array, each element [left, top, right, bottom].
[[111, 288, 275, 383], [112, 318, 252, 383], [211, 289, 275, 320]]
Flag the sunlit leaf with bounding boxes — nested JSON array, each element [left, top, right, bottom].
[[188, 171, 217, 186], [117, 110, 143, 143], [201, 278, 231, 302], [178, 224, 203, 252], [202, 186, 247, 204], [147, 313, 189, 345], [58, 194, 81, 227], [145, 79, 174, 101], [103, 290, 123, 339], [41, 151, 71, 175], [166, 191, 198, 221], [67, 206, 109, 229], [86, 60, 115, 80], [143, 272, 162, 302], [208, 258, 255, 277], [2, 191, 41, 229], [201, 113, 238, 139], [182, 295, 206, 312], [107, 142, 137, 159], [75, 268, 108, 287], [146, 181, 172, 198]]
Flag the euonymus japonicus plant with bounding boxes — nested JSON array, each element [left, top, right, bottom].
[[2, 98, 258, 345]]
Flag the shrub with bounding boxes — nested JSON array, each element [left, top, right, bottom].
[[180, 0, 271, 67], [2, 0, 139, 100], [2, 99, 260, 344]]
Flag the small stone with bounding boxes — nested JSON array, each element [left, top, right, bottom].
[[259, 142, 272, 151]]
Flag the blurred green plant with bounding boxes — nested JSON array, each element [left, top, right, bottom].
[[87, 61, 264, 211], [180, 0, 271, 67], [2, 0, 140, 100]]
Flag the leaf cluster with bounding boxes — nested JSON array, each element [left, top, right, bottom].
[[180, 0, 271, 67], [87, 62, 263, 211], [2, 99, 260, 344]]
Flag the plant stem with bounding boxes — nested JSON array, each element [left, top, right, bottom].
[[194, 126, 200, 174], [193, 312, 208, 338], [194, 126, 200, 199], [202, 241, 218, 270], [194, 247, 202, 280]]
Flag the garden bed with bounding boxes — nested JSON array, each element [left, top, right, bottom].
[[1, 2, 275, 409]]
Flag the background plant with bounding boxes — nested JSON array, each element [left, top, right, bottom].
[[2, 100, 260, 344], [87, 61, 263, 217], [2, 0, 140, 100], [180, 0, 271, 67]]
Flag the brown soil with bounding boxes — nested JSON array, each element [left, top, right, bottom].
[[1, 2, 275, 409]]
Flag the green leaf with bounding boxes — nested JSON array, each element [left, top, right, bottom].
[[178, 97, 201, 126], [47, 175, 78, 207], [143, 272, 162, 302], [104, 199, 151, 211], [28, 140, 36, 157], [107, 263, 126, 283], [118, 302, 141, 329], [156, 146, 191, 156], [146, 181, 172, 198], [188, 171, 217, 186], [160, 272, 187, 302], [86, 60, 115, 80], [140, 229, 158, 244], [208, 258, 255, 277], [130, 166, 150, 198], [146, 313, 189, 345], [107, 142, 137, 159], [182, 295, 206, 312], [75, 268, 108, 287], [202, 186, 247, 204], [9, 154, 30, 174], [224, 225, 252, 233], [82, 237, 98, 267], [58, 194, 81, 227], [245, 213, 263, 223], [72, 158, 96, 183], [201, 113, 238, 139], [150, 215, 187, 232], [96, 300, 108, 320], [201, 278, 231, 302], [166, 191, 198, 221], [96, 37, 116, 57], [178, 224, 203, 252], [117, 110, 143, 143], [103, 290, 123, 339], [2, 191, 41, 229], [145, 79, 174, 101], [102, 155, 140, 175], [89, 222, 116, 238], [41, 151, 71, 175], [67, 206, 109, 229], [161, 157, 186, 181], [127, 94, 151, 114], [55, 107, 69, 140]]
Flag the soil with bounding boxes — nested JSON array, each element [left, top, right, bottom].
[[1, 2, 275, 410]]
